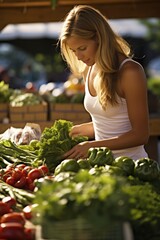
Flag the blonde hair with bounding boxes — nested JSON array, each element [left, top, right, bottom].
[[59, 5, 132, 109]]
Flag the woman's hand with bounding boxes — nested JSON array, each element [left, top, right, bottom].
[[63, 141, 91, 160], [69, 122, 95, 139]]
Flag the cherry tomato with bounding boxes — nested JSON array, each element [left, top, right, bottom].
[[14, 175, 26, 188], [28, 169, 42, 181], [38, 165, 49, 175], [27, 182, 35, 192], [0, 202, 11, 216], [2, 197, 16, 209], [0, 223, 25, 240], [3, 170, 12, 182], [25, 177, 35, 191], [6, 176, 15, 186], [24, 227, 35, 240], [0, 212, 26, 226], [23, 204, 38, 220], [5, 165, 14, 171], [16, 164, 26, 170], [12, 169, 22, 181], [23, 205, 32, 220], [22, 166, 33, 176]]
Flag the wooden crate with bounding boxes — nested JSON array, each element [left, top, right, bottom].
[[9, 102, 48, 123], [0, 103, 9, 122], [50, 103, 91, 124]]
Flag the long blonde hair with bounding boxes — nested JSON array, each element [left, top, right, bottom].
[[59, 5, 132, 109]]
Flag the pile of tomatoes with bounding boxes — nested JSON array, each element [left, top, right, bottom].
[[0, 196, 35, 240], [1, 164, 49, 191]]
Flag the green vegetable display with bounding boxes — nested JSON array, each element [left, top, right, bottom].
[[134, 158, 160, 181], [88, 147, 114, 167], [113, 156, 135, 176]]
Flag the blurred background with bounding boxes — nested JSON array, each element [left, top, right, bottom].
[[0, 19, 160, 97]]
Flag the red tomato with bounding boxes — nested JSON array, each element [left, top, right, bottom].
[[28, 169, 42, 181], [14, 175, 26, 189], [0, 223, 25, 240], [3, 170, 12, 182], [5, 165, 14, 171], [0, 202, 11, 216], [12, 169, 22, 181], [25, 177, 35, 191], [38, 165, 49, 175], [24, 227, 35, 240], [23, 205, 32, 220], [25, 176, 33, 185], [28, 182, 35, 192], [2, 197, 16, 209], [22, 166, 33, 176], [6, 176, 15, 186], [0, 212, 26, 226], [16, 164, 26, 170]]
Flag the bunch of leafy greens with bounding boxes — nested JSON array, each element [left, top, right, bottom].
[[37, 120, 88, 172]]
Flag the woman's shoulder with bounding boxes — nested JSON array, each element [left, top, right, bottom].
[[118, 58, 147, 94], [119, 58, 144, 73]]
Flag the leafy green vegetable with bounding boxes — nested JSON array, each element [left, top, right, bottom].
[[37, 120, 88, 172]]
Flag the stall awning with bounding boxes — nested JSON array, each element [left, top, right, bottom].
[[0, 0, 160, 30]]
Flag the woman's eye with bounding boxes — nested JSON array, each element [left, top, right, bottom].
[[79, 47, 86, 51]]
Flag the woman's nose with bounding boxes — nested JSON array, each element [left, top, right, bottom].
[[76, 52, 84, 61]]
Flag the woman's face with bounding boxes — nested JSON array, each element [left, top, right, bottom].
[[66, 36, 98, 66]]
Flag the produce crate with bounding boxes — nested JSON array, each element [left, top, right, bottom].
[[37, 219, 134, 240], [49, 103, 91, 124], [0, 103, 9, 122], [9, 102, 48, 123]]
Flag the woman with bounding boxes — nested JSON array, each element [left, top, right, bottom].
[[60, 5, 149, 160]]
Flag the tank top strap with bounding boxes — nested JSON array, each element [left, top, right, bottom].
[[119, 58, 134, 69], [119, 58, 144, 71]]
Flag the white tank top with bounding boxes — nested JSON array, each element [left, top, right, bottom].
[[84, 59, 148, 160]]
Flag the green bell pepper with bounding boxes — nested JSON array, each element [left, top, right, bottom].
[[134, 158, 160, 181], [54, 159, 80, 175], [88, 147, 114, 167], [77, 159, 91, 169], [113, 156, 135, 176], [106, 165, 126, 177]]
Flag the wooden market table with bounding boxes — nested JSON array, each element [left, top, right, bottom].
[[0, 114, 160, 161]]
